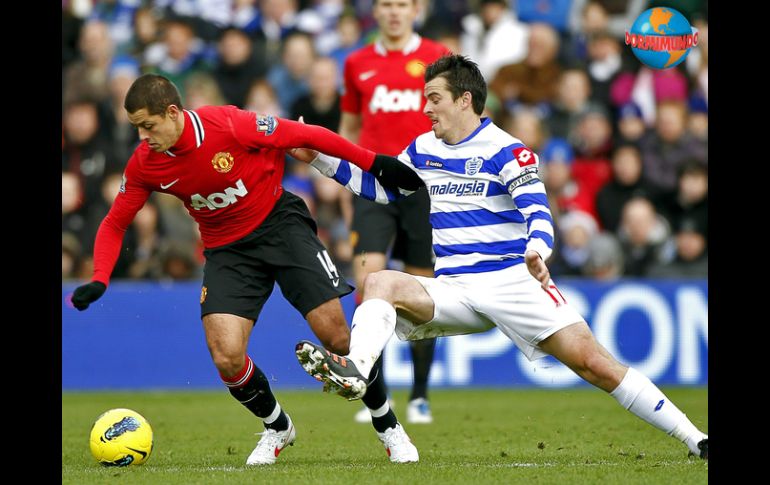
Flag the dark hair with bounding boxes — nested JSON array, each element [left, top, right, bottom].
[[124, 74, 183, 116], [424, 55, 486, 115]]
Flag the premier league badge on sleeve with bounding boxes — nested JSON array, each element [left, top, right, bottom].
[[256, 114, 278, 136]]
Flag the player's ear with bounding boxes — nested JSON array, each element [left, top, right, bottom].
[[167, 104, 181, 120], [462, 91, 472, 109]]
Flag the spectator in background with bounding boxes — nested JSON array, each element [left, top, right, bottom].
[[502, 106, 547, 153], [213, 27, 269, 108], [549, 210, 599, 277], [259, 0, 301, 63], [88, 0, 140, 56], [127, 199, 165, 279], [489, 23, 561, 112], [561, 0, 610, 64], [291, 57, 341, 130], [62, 232, 83, 281], [661, 160, 708, 240], [158, 241, 202, 280], [569, 104, 614, 219], [639, 100, 707, 193], [185, 73, 227, 109], [460, 0, 529, 81], [295, 0, 346, 55], [328, 9, 364, 84], [131, 6, 161, 62], [62, 172, 89, 245], [267, 31, 317, 113], [244, 79, 285, 117], [62, 100, 122, 208], [63, 20, 115, 105], [103, 57, 142, 163], [647, 216, 708, 278], [546, 68, 592, 139], [583, 232, 624, 280], [568, 0, 646, 40], [585, 30, 627, 108], [595, 144, 660, 233], [617, 197, 675, 276], [610, 66, 690, 126], [539, 138, 594, 220], [144, 18, 213, 99], [687, 95, 708, 145], [614, 101, 647, 146]]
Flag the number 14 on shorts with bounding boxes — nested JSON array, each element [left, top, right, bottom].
[[317, 250, 341, 287]]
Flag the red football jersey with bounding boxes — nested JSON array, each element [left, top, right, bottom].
[[91, 106, 375, 285], [341, 34, 449, 155]]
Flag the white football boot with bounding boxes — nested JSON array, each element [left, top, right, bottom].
[[406, 398, 433, 424], [377, 424, 419, 463], [246, 415, 296, 465]]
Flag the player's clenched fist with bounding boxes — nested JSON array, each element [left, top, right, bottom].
[[71, 281, 107, 311]]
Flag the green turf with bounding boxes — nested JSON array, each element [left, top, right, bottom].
[[63, 387, 707, 484]]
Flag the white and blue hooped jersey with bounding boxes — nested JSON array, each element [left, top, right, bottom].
[[311, 118, 554, 277]]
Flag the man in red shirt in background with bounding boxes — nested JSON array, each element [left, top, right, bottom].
[[339, 0, 449, 428], [70, 74, 418, 465]]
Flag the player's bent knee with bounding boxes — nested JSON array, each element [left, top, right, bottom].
[[362, 270, 398, 300], [211, 352, 246, 377]]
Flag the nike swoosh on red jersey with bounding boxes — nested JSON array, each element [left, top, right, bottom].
[[160, 179, 180, 189]]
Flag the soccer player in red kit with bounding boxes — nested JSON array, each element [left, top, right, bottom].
[[339, 0, 449, 427], [70, 74, 417, 465]]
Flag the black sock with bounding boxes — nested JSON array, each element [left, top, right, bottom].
[[223, 358, 289, 431], [363, 365, 398, 432], [409, 338, 436, 401]]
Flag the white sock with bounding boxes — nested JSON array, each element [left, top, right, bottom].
[[610, 367, 706, 454], [263, 402, 282, 425], [347, 299, 397, 377], [369, 400, 390, 418]]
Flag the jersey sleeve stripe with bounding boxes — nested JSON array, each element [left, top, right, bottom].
[[513, 192, 549, 208], [333, 159, 352, 186]]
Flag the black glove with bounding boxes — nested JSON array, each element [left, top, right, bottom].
[[71, 281, 107, 311]]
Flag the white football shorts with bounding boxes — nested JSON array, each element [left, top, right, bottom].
[[395, 262, 585, 361]]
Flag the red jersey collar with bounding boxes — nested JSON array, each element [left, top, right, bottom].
[[374, 33, 421, 57], [164, 109, 205, 158]]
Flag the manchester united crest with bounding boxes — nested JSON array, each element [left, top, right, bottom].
[[200, 286, 208, 304], [405, 59, 426, 78], [212, 152, 234, 173]]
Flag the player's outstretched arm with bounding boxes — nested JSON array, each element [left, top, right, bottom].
[[297, 151, 424, 204]]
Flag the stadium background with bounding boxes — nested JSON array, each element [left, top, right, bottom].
[[61, 0, 708, 390]]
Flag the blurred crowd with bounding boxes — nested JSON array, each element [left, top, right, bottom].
[[62, 0, 708, 282]]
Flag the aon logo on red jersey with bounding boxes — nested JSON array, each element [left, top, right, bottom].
[[369, 85, 422, 113], [190, 179, 248, 210]]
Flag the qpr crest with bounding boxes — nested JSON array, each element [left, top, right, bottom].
[[465, 156, 484, 176]]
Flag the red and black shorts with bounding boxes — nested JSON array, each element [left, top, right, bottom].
[[351, 188, 434, 268], [201, 191, 353, 321]]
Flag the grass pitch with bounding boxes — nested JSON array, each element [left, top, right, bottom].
[[63, 387, 707, 484]]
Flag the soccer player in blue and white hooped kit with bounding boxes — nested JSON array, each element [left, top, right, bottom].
[[293, 54, 708, 460]]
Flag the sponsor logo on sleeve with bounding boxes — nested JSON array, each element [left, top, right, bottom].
[[513, 147, 536, 167]]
